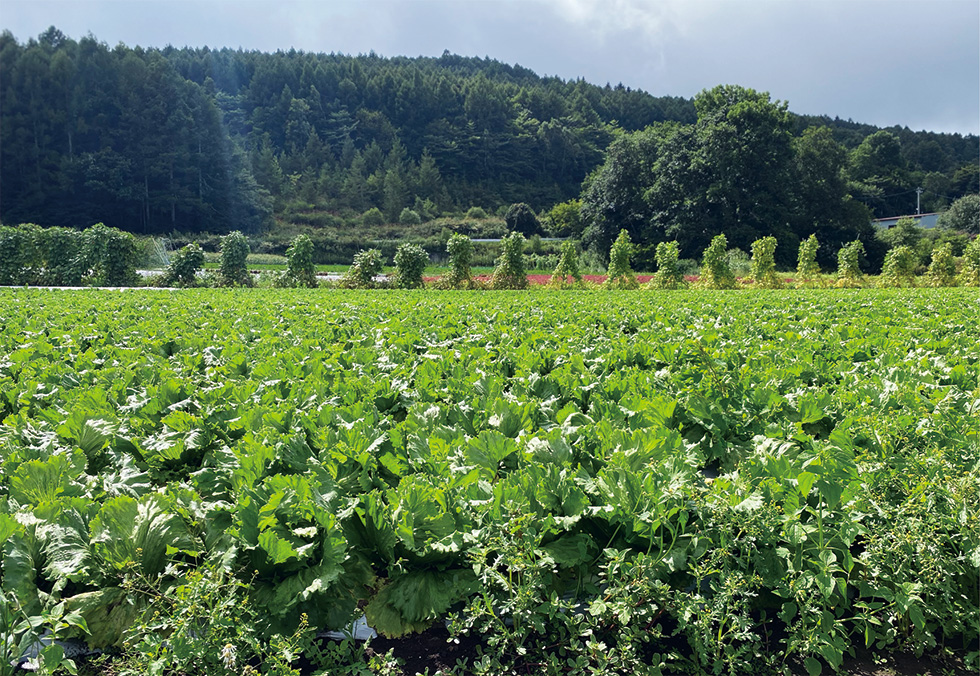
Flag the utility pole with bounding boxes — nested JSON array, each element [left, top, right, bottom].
[[916, 187, 923, 215]]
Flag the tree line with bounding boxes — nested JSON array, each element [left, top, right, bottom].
[[1, 27, 977, 244], [572, 85, 978, 270], [2, 222, 976, 291]]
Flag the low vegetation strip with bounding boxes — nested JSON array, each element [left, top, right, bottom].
[[0, 289, 977, 675]]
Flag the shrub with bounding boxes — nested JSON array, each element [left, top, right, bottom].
[[700, 234, 736, 289], [925, 242, 957, 287], [504, 202, 540, 236], [490, 232, 528, 290], [219, 231, 252, 287], [399, 208, 422, 225], [162, 243, 205, 287], [878, 245, 918, 287], [392, 243, 428, 289], [361, 207, 385, 227], [796, 234, 820, 285], [604, 230, 639, 289], [958, 237, 980, 286], [465, 206, 488, 220], [877, 217, 925, 251], [340, 248, 384, 289], [835, 240, 865, 288], [441, 233, 474, 289], [547, 240, 584, 289], [39, 226, 86, 286], [544, 199, 583, 238], [281, 234, 317, 288], [750, 236, 781, 289], [83, 223, 139, 286], [650, 240, 684, 289], [937, 194, 979, 235], [0, 225, 35, 285]]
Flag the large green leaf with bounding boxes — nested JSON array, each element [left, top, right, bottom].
[[62, 586, 139, 648], [364, 569, 476, 638], [91, 494, 198, 576]]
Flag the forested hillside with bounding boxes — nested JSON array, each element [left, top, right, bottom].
[[1, 26, 977, 240]]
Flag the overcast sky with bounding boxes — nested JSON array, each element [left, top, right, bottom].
[[3, 0, 978, 135]]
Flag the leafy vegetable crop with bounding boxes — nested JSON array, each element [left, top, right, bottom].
[[0, 289, 977, 674]]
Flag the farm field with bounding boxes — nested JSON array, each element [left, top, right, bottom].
[[0, 288, 977, 676]]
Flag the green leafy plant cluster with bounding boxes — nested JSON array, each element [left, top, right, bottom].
[[161, 243, 205, 287], [398, 208, 421, 225], [276, 234, 318, 288], [219, 230, 253, 287], [835, 239, 865, 288], [650, 240, 684, 289], [340, 248, 384, 289], [437, 232, 476, 289], [878, 245, 918, 287], [959, 236, 980, 286], [0, 223, 140, 288], [604, 229, 639, 289], [547, 240, 584, 289], [750, 235, 781, 288], [0, 287, 978, 675], [81, 224, 140, 287], [700, 233, 736, 289], [796, 234, 821, 286], [490, 232, 528, 289], [925, 242, 957, 288], [391, 243, 428, 289]]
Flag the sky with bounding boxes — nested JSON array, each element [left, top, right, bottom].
[[3, 0, 978, 135]]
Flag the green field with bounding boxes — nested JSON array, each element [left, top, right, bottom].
[[1, 289, 977, 675]]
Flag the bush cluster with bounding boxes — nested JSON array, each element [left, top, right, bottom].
[[490, 232, 528, 290], [161, 243, 205, 287], [700, 234, 736, 289], [604, 230, 639, 289], [650, 240, 684, 289], [0, 223, 137, 287], [219, 231, 253, 287]]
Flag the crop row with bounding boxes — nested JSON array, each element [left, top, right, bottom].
[[0, 289, 977, 675]]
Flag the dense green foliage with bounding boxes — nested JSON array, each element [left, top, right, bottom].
[[925, 242, 957, 288], [504, 203, 541, 236], [490, 232, 528, 290], [937, 194, 980, 235], [878, 245, 918, 287], [750, 236, 781, 289], [161, 243, 205, 287], [604, 229, 638, 289], [218, 230, 252, 287], [0, 289, 977, 675], [340, 248, 384, 289], [1, 28, 976, 243], [0, 223, 139, 287], [836, 240, 866, 288], [280, 234, 317, 288], [959, 237, 980, 286], [650, 240, 684, 290], [796, 234, 821, 283], [441, 232, 475, 289], [0, 27, 697, 232], [547, 240, 584, 289], [392, 242, 428, 289], [699, 234, 736, 290], [577, 86, 977, 271]]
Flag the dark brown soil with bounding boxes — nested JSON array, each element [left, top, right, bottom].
[[358, 629, 971, 676], [363, 625, 486, 675], [70, 632, 972, 676]]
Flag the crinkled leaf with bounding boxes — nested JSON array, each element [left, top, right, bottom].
[[365, 569, 476, 638], [91, 494, 197, 576]]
